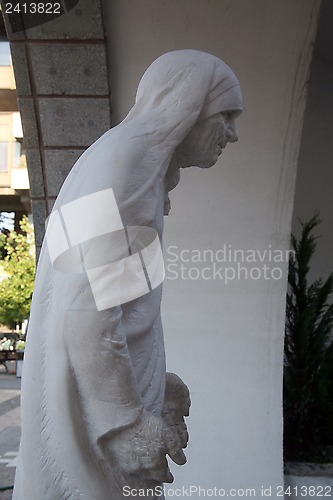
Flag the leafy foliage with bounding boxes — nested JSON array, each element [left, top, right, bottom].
[[284, 214, 333, 462], [0, 217, 35, 328], [0, 212, 13, 259]]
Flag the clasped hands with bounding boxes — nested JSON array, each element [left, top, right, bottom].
[[108, 372, 190, 483]]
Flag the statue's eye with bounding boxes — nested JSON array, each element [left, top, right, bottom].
[[222, 112, 233, 120]]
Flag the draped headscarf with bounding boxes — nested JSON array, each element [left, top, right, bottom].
[[125, 49, 242, 147], [117, 50, 243, 210]]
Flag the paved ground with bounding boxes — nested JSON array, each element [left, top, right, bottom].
[[0, 371, 21, 499]]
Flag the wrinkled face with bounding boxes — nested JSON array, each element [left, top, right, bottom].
[[175, 108, 242, 169]]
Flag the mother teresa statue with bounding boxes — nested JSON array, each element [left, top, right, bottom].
[[14, 50, 242, 499]]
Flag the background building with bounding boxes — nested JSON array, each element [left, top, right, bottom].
[[0, 38, 30, 230]]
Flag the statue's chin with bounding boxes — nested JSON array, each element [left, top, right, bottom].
[[192, 151, 222, 169], [175, 146, 222, 169], [196, 158, 220, 169]]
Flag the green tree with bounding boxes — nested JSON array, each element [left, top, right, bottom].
[[0, 216, 35, 329], [284, 214, 333, 462]]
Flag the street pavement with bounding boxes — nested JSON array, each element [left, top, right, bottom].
[[0, 370, 21, 499]]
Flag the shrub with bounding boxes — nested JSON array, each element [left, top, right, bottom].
[[284, 214, 333, 462]]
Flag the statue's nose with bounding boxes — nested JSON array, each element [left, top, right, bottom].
[[227, 124, 239, 143]]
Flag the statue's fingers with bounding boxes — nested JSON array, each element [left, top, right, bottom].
[[176, 423, 189, 448], [140, 454, 174, 483], [161, 410, 174, 429], [165, 415, 188, 448], [142, 466, 173, 484], [164, 428, 186, 465], [168, 447, 186, 466]]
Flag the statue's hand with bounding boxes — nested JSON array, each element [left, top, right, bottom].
[[107, 410, 186, 483], [162, 372, 191, 449]]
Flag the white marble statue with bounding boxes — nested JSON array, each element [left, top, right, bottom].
[[13, 50, 242, 499]]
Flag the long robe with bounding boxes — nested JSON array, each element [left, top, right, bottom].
[[13, 50, 242, 499]]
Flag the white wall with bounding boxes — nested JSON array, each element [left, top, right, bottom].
[[292, 56, 333, 285], [103, 0, 320, 495]]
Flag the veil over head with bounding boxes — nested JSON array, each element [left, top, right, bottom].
[[125, 49, 242, 149]]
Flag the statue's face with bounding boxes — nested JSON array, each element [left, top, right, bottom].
[[175, 108, 242, 169]]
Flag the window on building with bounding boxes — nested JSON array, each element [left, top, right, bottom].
[[13, 141, 21, 167], [0, 142, 9, 172], [0, 42, 11, 66]]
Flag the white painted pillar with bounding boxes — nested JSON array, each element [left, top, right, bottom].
[[103, 0, 321, 494]]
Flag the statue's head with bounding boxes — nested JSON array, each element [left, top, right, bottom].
[[132, 49, 243, 170]]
